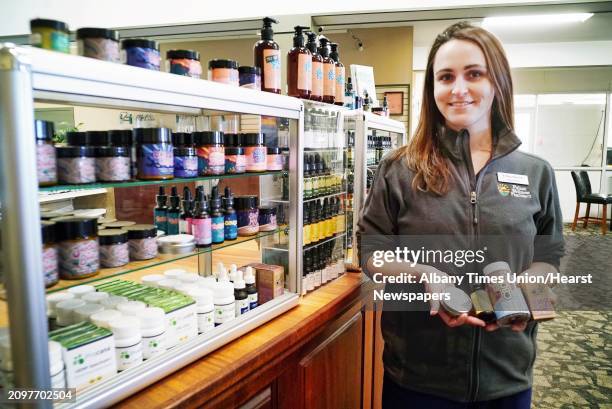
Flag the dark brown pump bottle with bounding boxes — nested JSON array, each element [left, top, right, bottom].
[[306, 31, 323, 102], [254, 17, 281, 94], [287, 25, 312, 99], [318, 37, 335, 104], [329, 43, 345, 106]]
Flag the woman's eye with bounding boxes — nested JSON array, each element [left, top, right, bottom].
[[438, 74, 453, 82], [468, 70, 484, 79]]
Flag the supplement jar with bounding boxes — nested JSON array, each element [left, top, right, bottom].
[[56, 146, 96, 185], [76, 28, 120, 62], [208, 59, 239, 86], [121, 39, 160, 71], [173, 147, 198, 178], [30, 18, 70, 53], [172, 132, 194, 147], [35, 119, 57, 186], [66, 131, 91, 146], [108, 130, 133, 147], [243, 133, 267, 172], [110, 317, 143, 371], [98, 229, 129, 268], [86, 130, 111, 147], [235, 196, 259, 236], [224, 147, 246, 174], [194, 131, 225, 176], [125, 224, 158, 260], [238, 66, 261, 90], [136, 307, 166, 359], [95, 146, 131, 182], [56, 217, 99, 280], [224, 133, 242, 148], [258, 206, 278, 232], [135, 127, 174, 180], [266, 147, 283, 171], [42, 221, 59, 288], [166, 50, 202, 78]]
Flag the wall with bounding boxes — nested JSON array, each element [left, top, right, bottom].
[[513, 67, 612, 93]]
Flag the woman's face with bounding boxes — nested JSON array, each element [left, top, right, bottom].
[[433, 39, 495, 133]]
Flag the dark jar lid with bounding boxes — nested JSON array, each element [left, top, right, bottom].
[[95, 146, 130, 157], [30, 18, 68, 32], [55, 217, 98, 241], [194, 131, 224, 146], [172, 132, 194, 146], [267, 146, 281, 155], [41, 221, 56, 244], [225, 147, 244, 156], [125, 224, 157, 239], [242, 133, 265, 146], [76, 28, 119, 42], [166, 49, 200, 61], [66, 131, 89, 146], [224, 133, 242, 147], [108, 130, 133, 146], [34, 120, 54, 142], [98, 229, 129, 245], [86, 130, 111, 146], [134, 127, 172, 144], [56, 146, 96, 158], [121, 38, 158, 50], [258, 205, 277, 216], [234, 195, 258, 211], [174, 146, 196, 156], [208, 59, 239, 70], [238, 66, 261, 76]]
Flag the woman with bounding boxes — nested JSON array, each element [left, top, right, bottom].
[[358, 22, 564, 408]]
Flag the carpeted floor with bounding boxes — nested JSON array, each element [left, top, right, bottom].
[[532, 223, 611, 408]]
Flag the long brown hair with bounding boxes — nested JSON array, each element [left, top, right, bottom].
[[396, 22, 514, 195]]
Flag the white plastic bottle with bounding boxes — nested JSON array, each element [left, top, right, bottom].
[[136, 307, 166, 359], [90, 309, 123, 329], [73, 303, 105, 323], [163, 269, 186, 279], [99, 295, 128, 309], [55, 299, 86, 327], [46, 292, 75, 328], [67, 285, 96, 298], [213, 282, 235, 326], [157, 278, 181, 291], [110, 317, 143, 371], [177, 273, 200, 284], [117, 301, 146, 316], [49, 340, 66, 388], [141, 274, 165, 287], [81, 291, 109, 304], [187, 288, 215, 333]]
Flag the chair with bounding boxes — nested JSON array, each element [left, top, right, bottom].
[[570, 170, 612, 235]]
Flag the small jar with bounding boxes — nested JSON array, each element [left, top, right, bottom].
[[95, 146, 131, 182], [243, 133, 267, 172], [224, 133, 242, 148], [86, 130, 111, 146], [135, 127, 174, 180], [56, 146, 96, 184], [125, 224, 158, 260], [30, 18, 70, 53], [235, 196, 259, 236], [99, 229, 129, 268], [55, 217, 99, 280], [225, 147, 246, 174], [35, 119, 57, 186], [166, 50, 202, 78], [266, 147, 283, 171], [194, 131, 225, 176], [42, 221, 59, 288], [121, 39, 160, 71], [172, 132, 194, 147], [258, 206, 278, 232], [76, 28, 120, 62], [108, 130, 133, 147], [65, 131, 90, 146], [208, 59, 239, 86], [174, 147, 198, 178], [238, 66, 261, 90]]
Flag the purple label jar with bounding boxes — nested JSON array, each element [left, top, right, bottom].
[[235, 195, 259, 236], [174, 147, 198, 178], [194, 131, 225, 176], [238, 66, 261, 90], [122, 39, 160, 71], [135, 127, 174, 180], [225, 147, 246, 174]]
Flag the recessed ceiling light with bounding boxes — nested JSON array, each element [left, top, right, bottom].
[[482, 13, 593, 27]]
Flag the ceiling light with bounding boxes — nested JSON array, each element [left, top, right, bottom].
[[482, 13, 593, 27]]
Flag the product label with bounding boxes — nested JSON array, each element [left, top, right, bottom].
[[245, 146, 267, 171], [298, 53, 312, 91], [335, 66, 345, 104], [43, 246, 59, 286], [263, 49, 281, 90], [192, 218, 212, 246], [125, 47, 161, 71], [307, 273, 315, 291], [129, 238, 158, 260], [211, 216, 225, 243], [139, 144, 173, 177], [79, 37, 120, 63], [50, 31, 70, 53], [169, 59, 202, 78], [312, 60, 323, 98], [324, 62, 336, 97], [303, 224, 311, 245], [211, 68, 239, 86], [214, 301, 236, 326], [197, 310, 215, 333], [225, 154, 247, 174], [235, 298, 249, 316], [314, 270, 322, 287], [36, 143, 57, 184], [167, 213, 180, 235], [142, 331, 165, 359], [96, 156, 130, 182], [224, 215, 238, 239], [154, 210, 167, 233], [57, 157, 96, 184], [179, 219, 191, 235], [62, 335, 116, 391], [197, 146, 225, 175], [248, 293, 258, 309], [116, 341, 143, 371], [100, 243, 129, 268], [167, 304, 197, 345], [59, 239, 99, 279], [174, 155, 198, 178]]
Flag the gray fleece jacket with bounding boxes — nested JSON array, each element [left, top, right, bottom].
[[358, 124, 564, 402]]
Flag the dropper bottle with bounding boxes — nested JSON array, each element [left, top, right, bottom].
[[192, 190, 212, 248], [254, 17, 281, 94], [167, 186, 181, 235], [210, 186, 225, 244], [318, 37, 335, 104], [154, 186, 168, 234], [329, 43, 345, 106], [233, 270, 249, 316], [180, 187, 193, 234], [305, 32, 323, 102], [223, 187, 237, 240], [244, 267, 258, 309], [287, 25, 312, 99]]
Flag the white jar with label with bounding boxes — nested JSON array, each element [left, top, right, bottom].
[[110, 317, 143, 371], [213, 282, 235, 326], [136, 307, 166, 359], [49, 340, 66, 389], [187, 288, 214, 333], [46, 292, 75, 327]]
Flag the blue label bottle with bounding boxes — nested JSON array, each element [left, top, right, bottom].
[[223, 187, 238, 240]]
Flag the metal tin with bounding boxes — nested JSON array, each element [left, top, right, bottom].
[[440, 286, 473, 317], [158, 234, 196, 254]]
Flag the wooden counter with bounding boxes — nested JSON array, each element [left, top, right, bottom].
[[116, 273, 380, 409]]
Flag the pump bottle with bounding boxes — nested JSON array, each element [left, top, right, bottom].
[[305, 32, 323, 102], [318, 37, 335, 104], [287, 26, 312, 99], [329, 43, 345, 106], [254, 17, 281, 94]]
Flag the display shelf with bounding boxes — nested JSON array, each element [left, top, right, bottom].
[[303, 191, 346, 203], [39, 188, 108, 203], [39, 171, 287, 192], [45, 228, 284, 294]]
